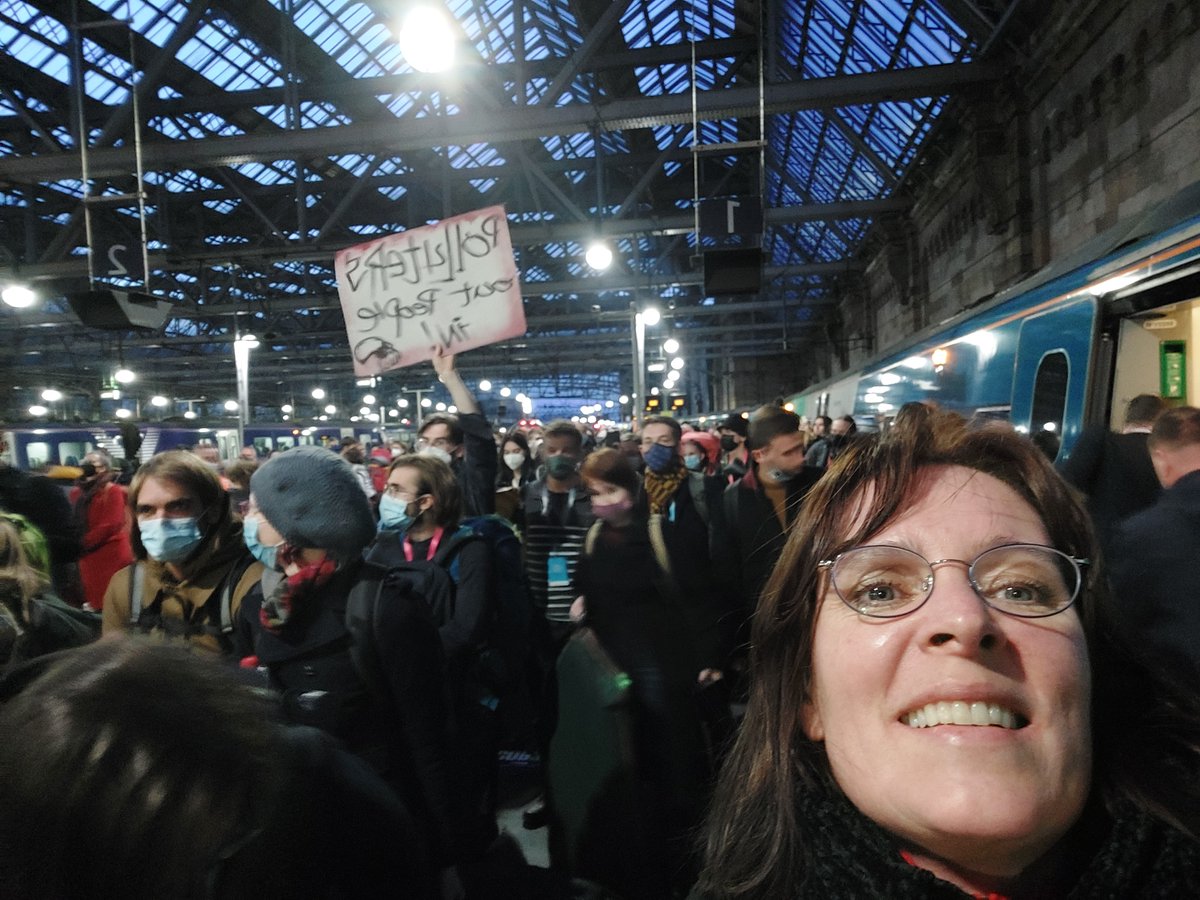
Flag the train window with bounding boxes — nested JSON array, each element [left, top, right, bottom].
[[1030, 351, 1069, 457], [25, 442, 50, 469]]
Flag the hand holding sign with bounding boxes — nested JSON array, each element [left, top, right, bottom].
[[334, 205, 527, 376]]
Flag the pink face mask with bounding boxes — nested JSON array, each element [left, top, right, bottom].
[[591, 497, 634, 521]]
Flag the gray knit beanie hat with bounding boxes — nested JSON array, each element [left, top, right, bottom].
[[250, 445, 376, 560]]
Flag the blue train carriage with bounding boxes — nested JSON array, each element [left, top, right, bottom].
[[792, 180, 1200, 461], [0, 425, 124, 471]]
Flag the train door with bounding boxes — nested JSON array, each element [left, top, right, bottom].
[[1010, 297, 1099, 460], [1108, 297, 1200, 423]]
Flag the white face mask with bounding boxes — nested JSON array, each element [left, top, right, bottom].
[[420, 446, 453, 466], [503, 452, 525, 471]]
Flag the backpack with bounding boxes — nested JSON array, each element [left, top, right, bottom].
[[128, 554, 255, 653], [0, 511, 52, 580], [442, 515, 531, 695]]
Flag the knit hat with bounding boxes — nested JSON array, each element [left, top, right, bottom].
[[719, 413, 749, 438], [250, 446, 376, 561]]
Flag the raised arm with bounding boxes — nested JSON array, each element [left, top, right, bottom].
[[431, 352, 480, 416]]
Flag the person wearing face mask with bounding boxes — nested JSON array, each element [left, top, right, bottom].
[[713, 405, 822, 663], [365, 453, 502, 867], [565, 448, 723, 898], [100, 451, 263, 656], [339, 437, 377, 500], [716, 414, 750, 482], [494, 431, 536, 524], [804, 414, 857, 469], [681, 431, 720, 477], [236, 447, 471, 898], [414, 351, 497, 518], [68, 450, 134, 610]]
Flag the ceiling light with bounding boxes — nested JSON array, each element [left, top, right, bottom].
[[150, 395, 169, 407], [500, 387, 511, 398], [670, 357, 684, 370], [585, 241, 613, 271], [324, 404, 337, 414], [2, 284, 36, 309], [115, 408, 132, 419], [363, 394, 376, 405], [28, 404, 47, 416], [224, 400, 239, 412], [479, 380, 492, 392], [114, 368, 136, 384], [40, 388, 62, 402], [640, 307, 661, 327], [311, 388, 326, 400], [398, 5, 455, 74], [662, 338, 680, 354]]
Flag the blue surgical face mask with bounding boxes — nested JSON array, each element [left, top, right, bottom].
[[378, 493, 416, 532], [643, 442, 676, 474], [139, 516, 203, 564], [243, 515, 284, 570], [683, 454, 703, 471]]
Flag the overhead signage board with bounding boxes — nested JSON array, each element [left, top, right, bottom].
[[334, 205, 527, 376], [698, 195, 763, 244]]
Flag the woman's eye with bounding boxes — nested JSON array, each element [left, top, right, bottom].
[[856, 582, 900, 605], [997, 583, 1045, 605]]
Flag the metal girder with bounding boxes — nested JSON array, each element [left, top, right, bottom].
[[0, 63, 999, 183]]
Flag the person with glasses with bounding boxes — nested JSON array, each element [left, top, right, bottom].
[[101, 450, 262, 656], [696, 412, 1200, 899], [69, 449, 133, 610], [414, 351, 497, 518]]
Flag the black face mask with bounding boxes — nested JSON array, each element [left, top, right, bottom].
[[80, 462, 97, 478], [827, 434, 848, 450], [719, 435, 738, 453]]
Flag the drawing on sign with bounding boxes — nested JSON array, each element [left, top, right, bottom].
[[334, 205, 527, 375]]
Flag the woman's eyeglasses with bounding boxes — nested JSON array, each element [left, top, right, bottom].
[[817, 543, 1089, 619]]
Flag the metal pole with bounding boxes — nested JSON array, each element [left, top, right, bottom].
[[631, 303, 647, 432]]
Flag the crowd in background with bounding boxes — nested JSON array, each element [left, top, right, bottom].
[[0, 354, 1199, 898]]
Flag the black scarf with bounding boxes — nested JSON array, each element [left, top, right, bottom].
[[776, 789, 1200, 899]]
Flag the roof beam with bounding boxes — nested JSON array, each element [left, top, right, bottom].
[[0, 63, 1000, 183]]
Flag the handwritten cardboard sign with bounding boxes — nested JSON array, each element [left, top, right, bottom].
[[334, 205, 526, 375]]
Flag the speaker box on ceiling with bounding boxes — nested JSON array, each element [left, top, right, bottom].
[[66, 289, 174, 331], [703, 247, 763, 296]]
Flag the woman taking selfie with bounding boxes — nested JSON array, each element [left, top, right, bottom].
[[697, 414, 1200, 898]]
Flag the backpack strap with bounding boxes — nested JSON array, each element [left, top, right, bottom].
[[687, 472, 710, 527], [129, 562, 145, 624], [647, 514, 672, 576], [583, 520, 603, 557], [345, 561, 390, 698]]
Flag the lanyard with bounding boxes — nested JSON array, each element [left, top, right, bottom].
[[541, 486, 576, 524], [403, 526, 445, 562]]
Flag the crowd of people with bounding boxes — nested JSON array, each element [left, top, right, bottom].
[[0, 359, 1199, 898]]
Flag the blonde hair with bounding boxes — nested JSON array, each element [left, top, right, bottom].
[[0, 519, 48, 627]]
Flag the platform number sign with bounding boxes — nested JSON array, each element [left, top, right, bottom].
[[698, 196, 763, 245], [96, 240, 146, 286]]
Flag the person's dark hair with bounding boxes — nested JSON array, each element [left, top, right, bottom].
[[836, 414, 857, 434], [642, 415, 682, 444], [1147, 406, 1200, 451], [747, 405, 800, 452], [817, 415, 833, 430], [698, 412, 1200, 898], [1126, 394, 1168, 428], [580, 447, 640, 497], [388, 454, 463, 529], [542, 419, 584, 451], [0, 641, 307, 899], [718, 414, 749, 438], [224, 459, 258, 492], [889, 401, 937, 437], [127, 451, 230, 560], [417, 414, 464, 446], [496, 431, 536, 485]]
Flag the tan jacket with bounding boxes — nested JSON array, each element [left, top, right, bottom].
[[102, 527, 263, 655]]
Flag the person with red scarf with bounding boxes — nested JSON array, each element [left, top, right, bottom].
[[69, 451, 134, 610]]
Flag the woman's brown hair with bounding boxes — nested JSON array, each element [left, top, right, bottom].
[[698, 412, 1200, 898], [387, 454, 463, 529]]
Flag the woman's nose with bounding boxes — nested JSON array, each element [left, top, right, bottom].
[[921, 562, 1006, 653]]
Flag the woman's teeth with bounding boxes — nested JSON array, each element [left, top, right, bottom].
[[902, 700, 1022, 729]]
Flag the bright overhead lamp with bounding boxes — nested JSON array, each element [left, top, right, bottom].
[[28, 404, 48, 416], [619, 394, 629, 404], [281, 403, 294, 414], [311, 388, 326, 400], [363, 394, 376, 405], [435, 402, 447, 411], [421, 397, 432, 408], [500, 387, 512, 398], [2, 284, 36, 309], [224, 400, 239, 412], [640, 307, 661, 327], [478, 380, 492, 392], [398, 398, 409, 408], [670, 357, 684, 370], [184, 410, 197, 420], [324, 404, 337, 415], [115, 408, 132, 419], [114, 368, 136, 384], [359, 406, 372, 416], [662, 338, 680, 355], [40, 388, 62, 402], [585, 241, 613, 271], [398, 5, 455, 74], [150, 395, 169, 407], [605, 400, 614, 408]]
